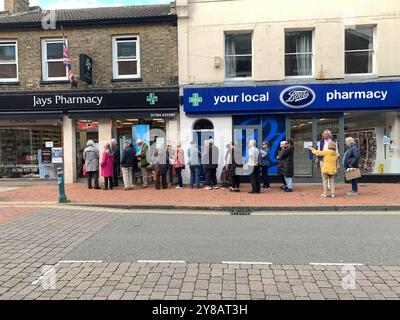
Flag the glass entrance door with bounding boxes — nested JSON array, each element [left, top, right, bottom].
[[315, 117, 341, 179], [233, 125, 262, 175], [289, 118, 313, 177], [289, 116, 342, 180]]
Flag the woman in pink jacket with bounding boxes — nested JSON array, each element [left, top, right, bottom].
[[174, 143, 185, 189], [100, 143, 115, 190]]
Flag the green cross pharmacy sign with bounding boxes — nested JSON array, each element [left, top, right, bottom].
[[189, 93, 203, 107], [146, 93, 158, 105]]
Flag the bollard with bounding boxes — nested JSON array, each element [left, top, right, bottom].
[[57, 167, 68, 203]]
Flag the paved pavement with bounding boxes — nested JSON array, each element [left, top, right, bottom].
[[0, 205, 399, 300], [1, 181, 400, 210], [0, 205, 47, 224]]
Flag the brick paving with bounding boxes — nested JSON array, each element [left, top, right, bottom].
[[1, 182, 400, 208], [0, 206, 399, 300], [0, 206, 46, 224]]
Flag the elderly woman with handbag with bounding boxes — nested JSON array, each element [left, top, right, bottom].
[[343, 136, 361, 196]]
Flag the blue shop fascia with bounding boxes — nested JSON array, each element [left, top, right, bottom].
[[182, 80, 400, 181]]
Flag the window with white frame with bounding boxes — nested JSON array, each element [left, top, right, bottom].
[[112, 35, 140, 79], [345, 26, 374, 75], [41, 39, 67, 81], [285, 31, 313, 77], [225, 33, 252, 79], [0, 41, 18, 81]]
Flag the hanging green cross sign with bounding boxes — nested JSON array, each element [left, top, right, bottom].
[[146, 93, 158, 105], [189, 93, 203, 107]]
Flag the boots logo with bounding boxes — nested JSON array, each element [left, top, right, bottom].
[[280, 86, 316, 108]]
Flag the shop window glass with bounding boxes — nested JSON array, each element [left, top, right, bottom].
[[0, 124, 61, 179], [233, 116, 260, 126], [344, 112, 399, 174]]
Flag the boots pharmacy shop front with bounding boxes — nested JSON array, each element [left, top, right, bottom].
[[182, 81, 400, 182]]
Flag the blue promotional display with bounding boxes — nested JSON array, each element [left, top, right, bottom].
[[132, 124, 150, 153], [184, 81, 400, 114]]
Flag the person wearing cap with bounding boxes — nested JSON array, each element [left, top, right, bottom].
[[83, 140, 100, 189]]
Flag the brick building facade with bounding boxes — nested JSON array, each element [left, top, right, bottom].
[[0, 1, 179, 183]]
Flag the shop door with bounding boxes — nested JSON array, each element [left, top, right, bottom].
[[233, 125, 262, 175], [288, 116, 342, 180], [315, 117, 341, 180], [193, 130, 214, 182], [289, 118, 314, 177]]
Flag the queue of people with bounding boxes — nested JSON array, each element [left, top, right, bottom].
[[82, 131, 361, 197]]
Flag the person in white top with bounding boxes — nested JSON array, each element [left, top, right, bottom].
[[248, 139, 261, 194]]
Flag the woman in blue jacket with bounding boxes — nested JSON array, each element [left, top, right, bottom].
[[343, 136, 360, 196]]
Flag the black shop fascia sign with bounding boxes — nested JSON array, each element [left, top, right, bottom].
[[0, 90, 179, 118]]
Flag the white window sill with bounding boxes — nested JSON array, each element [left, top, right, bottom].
[[0, 79, 19, 83], [344, 74, 377, 79], [285, 76, 314, 80], [224, 77, 254, 83]]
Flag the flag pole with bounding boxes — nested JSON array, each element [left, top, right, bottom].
[[61, 25, 77, 88]]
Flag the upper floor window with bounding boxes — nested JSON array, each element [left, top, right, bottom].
[[345, 26, 374, 75], [225, 33, 252, 79], [41, 39, 68, 81], [112, 35, 140, 79], [285, 30, 313, 77], [0, 41, 18, 82]]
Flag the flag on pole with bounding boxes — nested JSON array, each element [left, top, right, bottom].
[[61, 27, 74, 82]]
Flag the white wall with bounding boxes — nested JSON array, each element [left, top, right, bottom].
[[179, 107, 232, 183], [177, 0, 400, 85]]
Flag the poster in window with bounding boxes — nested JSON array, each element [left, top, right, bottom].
[[41, 149, 52, 164], [51, 147, 63, 164]]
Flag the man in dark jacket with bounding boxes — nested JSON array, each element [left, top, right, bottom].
[[202, 139, 219, 190], [120, 141, 135, 191], [111, 139, 120, 187], [277, 141, 294, 192]]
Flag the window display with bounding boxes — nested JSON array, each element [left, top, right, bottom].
[[344, 112, 399, 175], [0, 124, 61, 178]]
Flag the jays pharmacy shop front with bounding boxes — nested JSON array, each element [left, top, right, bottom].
[[181, 81, 400, 182], [0, 89, 179, 182]]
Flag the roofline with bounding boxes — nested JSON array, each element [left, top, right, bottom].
[[0, 14, 177, 29]]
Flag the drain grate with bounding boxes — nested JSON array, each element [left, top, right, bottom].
[[230, 209, 251, 216]]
